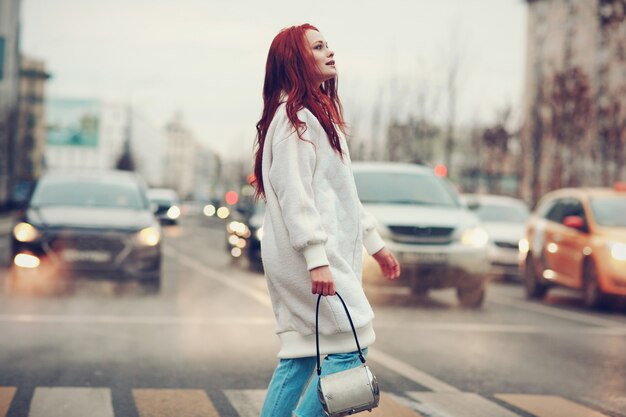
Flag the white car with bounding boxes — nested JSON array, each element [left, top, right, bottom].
[[353, 162, 490, 307], [463, 194, 530, 280], [147, 188, 181, 225]]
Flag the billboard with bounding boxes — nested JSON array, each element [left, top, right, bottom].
[[47, 98, 100, 147]]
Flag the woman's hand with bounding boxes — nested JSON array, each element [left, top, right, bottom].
[[373, 248, 401, 280], [310, 266, 335, 296]]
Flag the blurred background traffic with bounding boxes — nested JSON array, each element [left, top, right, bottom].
[[1, 2, 626, 416], [0, 0, 625, 306]]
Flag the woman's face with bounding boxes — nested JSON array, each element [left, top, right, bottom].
[[305, 29, 336, 85]]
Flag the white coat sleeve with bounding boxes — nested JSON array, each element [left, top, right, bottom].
[[268, 112, 329, 270], [359, 200, 386, 255]]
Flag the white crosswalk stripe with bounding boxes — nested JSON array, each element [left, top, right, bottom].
[[0, 386, 617, 417], [495, 394, 612, 417], [224, 390, 265, 417], [28, 387, 114, 417], [406, 392, 522, 417]]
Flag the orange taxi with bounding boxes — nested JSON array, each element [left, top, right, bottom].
[[519, 183, 626, 308]]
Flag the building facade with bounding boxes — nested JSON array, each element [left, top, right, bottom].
[[521, 0, 626, 203], [163, 113, 197, 199], [0, 0, 20, 208], [13, 55, 50, 202]]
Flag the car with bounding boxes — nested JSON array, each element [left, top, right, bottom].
[[10, 170, 162, 291], [354, 162, 490, 308], [463, 194, 530, 280], [226, 199, 265, 271], [519, 183, 626, 309], [147, 188, 181, 225]]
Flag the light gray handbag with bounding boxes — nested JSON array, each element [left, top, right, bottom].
[[315, 292, 380, 416]]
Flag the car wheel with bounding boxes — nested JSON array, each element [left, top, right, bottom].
[[523, 256, 549, 299], [409, 276, 429, 296], [457, 284, 485, 308], [410, 286, 429, 296], [248, 259, 264, 273], [140, 271, 162, 293], [582, 259, 607, 310]]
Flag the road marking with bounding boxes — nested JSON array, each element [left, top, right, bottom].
[[28, 387, 114, 417], [407, 392, 520, 417], [2, 312, 625, 337], [224, 390, 426, 417], [495, 394, 611, 417], [167, 245, 470, 396], [164, 246, 272, 308], [371, 393, 426, 417], [0, 314, 274, 326], [488, 293, 626, 328], [224, 390, 265, 417], [0, 387, 16, 417], [133, 389, 220, 417], [166, 246, 476, 397], [368, 349, 460, 393], [373, 321, 626, 335]]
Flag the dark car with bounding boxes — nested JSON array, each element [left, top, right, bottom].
[[227, 200, 265, 271], [147, 188, 181, 225], [10, 170, 162, 290]]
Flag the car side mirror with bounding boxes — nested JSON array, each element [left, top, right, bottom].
[[563, 216, 586, 231]]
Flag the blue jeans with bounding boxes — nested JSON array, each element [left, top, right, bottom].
[[260, 348, 368, 417]]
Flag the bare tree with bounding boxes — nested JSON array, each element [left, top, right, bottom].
[[597, 0, 626, 184], [481, 107, 514, 194], [442, 26, 467, 177], [601, 94, 626, 182], [369, 87, 384, 161], [547, 67, 592, 189]]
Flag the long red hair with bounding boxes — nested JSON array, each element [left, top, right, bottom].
[[253, 23, 346, 200]]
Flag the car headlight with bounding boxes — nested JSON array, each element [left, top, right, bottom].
[[228, 221, 249, 237], [203, 204, 216, 216], [460, 226, 489, 248], [608, 241, 626, 261], [519, 238, 529, 254], [217, 207, 230, 219], [255, 226, 264, 241], [13, 222, 40, 242], [167, 206, 181, 219], [136, 226, 161, 246]]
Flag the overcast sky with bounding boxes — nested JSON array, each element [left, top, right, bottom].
[[21, 0, 527, 160]]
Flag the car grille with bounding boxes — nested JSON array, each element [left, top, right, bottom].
[[494, 241, 518, 250], [388, 226, 455, 245], [46, 232, 129, 268]]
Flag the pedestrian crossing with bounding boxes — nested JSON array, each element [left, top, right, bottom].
[[0, 386, 616, 417]]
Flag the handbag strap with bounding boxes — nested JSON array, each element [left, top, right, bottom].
[[315, 292, 366, 376]]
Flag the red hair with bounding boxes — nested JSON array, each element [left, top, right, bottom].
[[253, 23, 346, 200]]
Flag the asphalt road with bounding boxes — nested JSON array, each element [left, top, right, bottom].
[[0, 215, 625, 417]]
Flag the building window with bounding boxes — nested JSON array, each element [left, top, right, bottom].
[[0, 37, 5, 80]]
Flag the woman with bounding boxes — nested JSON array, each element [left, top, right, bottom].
[[253, 23, 400, 417]]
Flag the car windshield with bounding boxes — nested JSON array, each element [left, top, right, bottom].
[[31, 178, 147, 210], [353, 171, 460, 207], [474, 202, 529, 223], [590, 196, 626, 227]]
